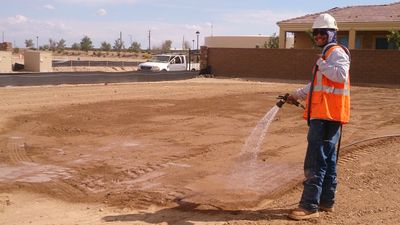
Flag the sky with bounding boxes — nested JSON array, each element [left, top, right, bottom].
[[0, 0, 397, 49]]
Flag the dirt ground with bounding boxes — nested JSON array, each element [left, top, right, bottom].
[[0, 78, 399, 225]]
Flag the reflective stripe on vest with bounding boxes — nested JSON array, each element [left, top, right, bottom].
[[314, 71, 350, 95]]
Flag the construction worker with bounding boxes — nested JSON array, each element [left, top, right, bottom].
[[287, 13, 351, 220]]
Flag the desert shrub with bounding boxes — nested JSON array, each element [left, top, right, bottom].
[[387, 30, 400, 49], [142, 53, 152, 59]]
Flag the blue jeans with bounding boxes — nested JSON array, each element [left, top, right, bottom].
[[299, 119, 341, 212]]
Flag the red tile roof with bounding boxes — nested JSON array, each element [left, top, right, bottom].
[[278, 2, 400, 24]]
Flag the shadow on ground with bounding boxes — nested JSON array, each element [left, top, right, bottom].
[[103, 199, 293, 225]]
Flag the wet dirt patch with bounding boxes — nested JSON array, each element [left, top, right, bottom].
[[0, 162, 72, 183]]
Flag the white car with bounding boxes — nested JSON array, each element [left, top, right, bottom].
[[138, 54, 199, 72]]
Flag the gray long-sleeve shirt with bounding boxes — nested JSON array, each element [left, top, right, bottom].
[[294, 44, 350, 101]]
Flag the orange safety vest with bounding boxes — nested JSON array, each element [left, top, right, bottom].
[[304, 45, 350, 124]]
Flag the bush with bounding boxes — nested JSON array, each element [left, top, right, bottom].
[[142, 53, 152, 59]]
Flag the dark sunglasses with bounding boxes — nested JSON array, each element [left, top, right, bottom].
[[312, 29, 328, 36]]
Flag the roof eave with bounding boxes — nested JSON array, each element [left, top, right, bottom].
[[279, 21, 400, 31]]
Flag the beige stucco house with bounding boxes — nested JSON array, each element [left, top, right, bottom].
[[277, 2, 400, 49]]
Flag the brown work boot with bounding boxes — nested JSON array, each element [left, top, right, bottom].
[[288, 207, 319, 220], [319, 205, 335, 212]]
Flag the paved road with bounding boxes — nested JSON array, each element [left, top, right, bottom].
[[0, 71, 198, 87]]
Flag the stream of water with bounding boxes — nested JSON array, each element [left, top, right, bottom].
[[229, 105, 281, 190], [240, 105, 280, 159]]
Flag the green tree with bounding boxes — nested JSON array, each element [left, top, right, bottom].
[[80, 35, 93, 52], [129, 41, 141, 52], [113, 38, 124, 52], [57, 39, 66, 52], [25, 39, 34, 48], [264, 33, 279, 48], [100, 41, 111, 51], [306, 30, 318, 49], [387, 30, 400, 49], [49, 38, 57, 51], [40, 44, 50, 51], [161, 40, 172, 52], [71, 43, 81, 50]]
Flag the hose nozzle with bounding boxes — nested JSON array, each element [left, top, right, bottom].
[[276, 93, 289, 108], [276, 93, 305, 109]]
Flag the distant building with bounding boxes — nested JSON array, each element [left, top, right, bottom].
[[277, 2, 400, 49], [205, 35, 294, 49], [0, 42, 13, 51], [0, 51, 12, 73], [24, 51, 53, 72]]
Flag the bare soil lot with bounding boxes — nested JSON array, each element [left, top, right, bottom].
[[0, 78, 399, 224]]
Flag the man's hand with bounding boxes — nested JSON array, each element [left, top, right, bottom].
[[286, 94, 298, 105]]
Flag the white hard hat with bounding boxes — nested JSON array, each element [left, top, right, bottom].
[[312, 13, 338, 30]]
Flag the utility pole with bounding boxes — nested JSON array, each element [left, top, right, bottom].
[[148, 30, 151, 52], [196, 31, 200, 51], [120, 31, 123, 50], [2, 31, 4, 43], [36, 36, 39, 51]]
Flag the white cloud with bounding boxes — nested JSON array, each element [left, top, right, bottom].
[[7, 15, 28, 24], [0, 15, 72, 47], [184, 24, 201, 31], [217, 9, 305, 35], [44, 4, 55, 10], [97, 9, 107, 16]]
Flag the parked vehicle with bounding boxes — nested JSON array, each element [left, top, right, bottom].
[[138, 54, 199, 72]]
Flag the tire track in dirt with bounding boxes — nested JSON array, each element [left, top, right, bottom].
[[27, 179, 89, 203], [120, 145, 217, 184], [0, 136, 88, 202], [338, 136, 400, 166], [74, 145, 220, 208], [1, 136, 32, 164]]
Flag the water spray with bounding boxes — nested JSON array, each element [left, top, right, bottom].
[[276, 93, 305, 109]]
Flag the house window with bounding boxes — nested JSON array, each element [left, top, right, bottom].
[[355, 36, 362, 49], [375, 37, 388, 49], [338, 36, 362, 49], [338, 36, 348, 47]]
